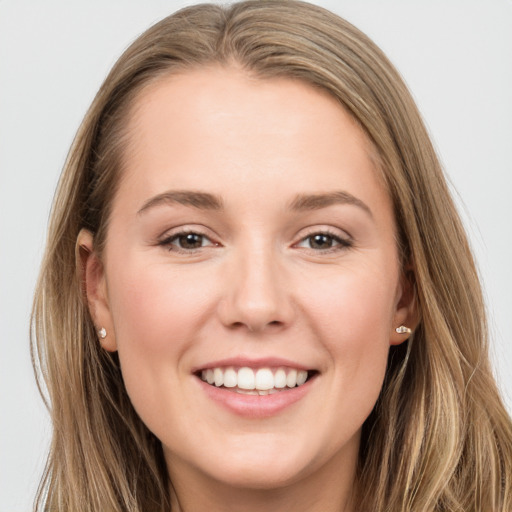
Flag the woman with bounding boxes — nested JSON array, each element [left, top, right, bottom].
[[31, 1, 512, 510]]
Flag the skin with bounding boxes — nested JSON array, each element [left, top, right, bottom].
[[80, 66, 415, 512]]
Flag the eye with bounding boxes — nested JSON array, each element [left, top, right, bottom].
[[296, 231, 352, 251], [159, 230, 216, 252]]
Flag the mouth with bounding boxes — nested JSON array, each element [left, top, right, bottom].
[[196, 366, 318, 395]]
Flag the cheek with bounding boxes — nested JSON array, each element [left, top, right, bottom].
[[108, 261, 211, 353], [304, 261, 397, 339], [303, 262, 396, 398], [104, 260, 215, 413]]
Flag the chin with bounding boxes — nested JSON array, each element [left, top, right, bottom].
[[210, 462, 304, 491], [199, 443, 316, 490]]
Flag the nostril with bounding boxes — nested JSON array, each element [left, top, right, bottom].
[[245, 321, 282, 333]]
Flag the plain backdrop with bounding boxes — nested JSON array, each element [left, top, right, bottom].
[[1, 1, 511, 510]]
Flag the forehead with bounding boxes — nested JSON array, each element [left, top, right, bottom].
[[115, 65, 391, 220], [126, 65, 373, 156]]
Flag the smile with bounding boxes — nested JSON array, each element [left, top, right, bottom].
[[199, 366, 314, 395]]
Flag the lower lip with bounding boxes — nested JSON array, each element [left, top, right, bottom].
[[196, 376, 316, 418]]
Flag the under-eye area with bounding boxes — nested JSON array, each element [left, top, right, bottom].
[[196, 366, 319, 395]]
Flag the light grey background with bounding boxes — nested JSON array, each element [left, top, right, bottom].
[[1, 1, 511, 510]]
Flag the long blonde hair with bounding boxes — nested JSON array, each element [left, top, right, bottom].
[[32, 1, 512, 510]]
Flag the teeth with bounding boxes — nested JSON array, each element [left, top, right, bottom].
[[223, 367, 237, 388], [274, 368, 287, 388], [255, 368, 274, 390], [200, 366, 311, 392], [236, 388, 259, 395], [297, 370, 308, 386], [238, 367, 255, 390], [286, 369, 297, 388], [214, 368, 224, 387]]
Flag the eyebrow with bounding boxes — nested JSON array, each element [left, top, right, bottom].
[[137, 189, 372, 218], [288, 191, 373, 218], [137, 190, 224, 215]]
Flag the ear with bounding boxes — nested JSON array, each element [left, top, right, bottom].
[[390, 265, 419, 346], [76, 229, 117, 352]]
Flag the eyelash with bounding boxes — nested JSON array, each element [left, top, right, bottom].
[[158, 228, 353, 254]]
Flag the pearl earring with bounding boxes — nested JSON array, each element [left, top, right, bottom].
[[98, 327, 107, 339], [395, 325, 412, 334]]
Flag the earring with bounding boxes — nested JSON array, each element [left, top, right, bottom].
[[98, 327, 107, 339], [395, 325, 412, 334]]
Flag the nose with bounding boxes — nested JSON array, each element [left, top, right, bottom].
[[217, 245, 295, 333]]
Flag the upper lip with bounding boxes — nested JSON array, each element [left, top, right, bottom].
[[191, 356, 314, 373]]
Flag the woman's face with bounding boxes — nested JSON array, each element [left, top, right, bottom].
[[86, 67, 412, 492]]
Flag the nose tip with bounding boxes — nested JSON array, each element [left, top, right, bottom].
[[217, 254, 294, 334]]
